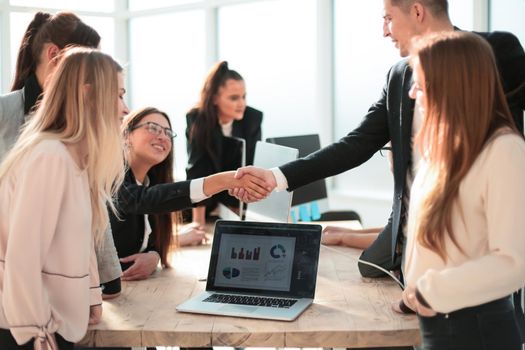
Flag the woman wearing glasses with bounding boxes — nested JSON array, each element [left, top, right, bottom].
[[102, 107, 271, 286]]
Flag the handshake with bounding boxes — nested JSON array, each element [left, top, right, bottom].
[[228, 166, 278, 203]]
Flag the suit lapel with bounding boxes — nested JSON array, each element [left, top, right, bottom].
[[400, 65, 415, 167], [392, 64, 415, 258]]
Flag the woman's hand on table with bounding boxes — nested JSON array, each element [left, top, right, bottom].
[[89, 304, 103, 325], [321, 229, 343, 245], [120, 251, 159, 281], [392, 285, 436, 317], [178, 223, 209, 246]]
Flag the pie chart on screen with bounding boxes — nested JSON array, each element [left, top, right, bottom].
[[222, 267, 240, 279], [270, 244, 286, 258]]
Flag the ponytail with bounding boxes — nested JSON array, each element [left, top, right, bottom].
[[11, 12, 51, 91], [10, 11, 101, 92], [189, 61, 244, 159]]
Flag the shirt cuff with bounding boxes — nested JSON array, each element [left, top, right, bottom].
[[190, 178, 209, 203], [270, 167, 288, 192]]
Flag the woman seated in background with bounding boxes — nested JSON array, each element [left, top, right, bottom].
[[101, 107, 270, 290], [186, 61, 263, 228], [400, 31, 525, 349], [0, 48, 125, 350]]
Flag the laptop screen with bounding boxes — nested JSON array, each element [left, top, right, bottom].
[[206, 220, 322, 299]]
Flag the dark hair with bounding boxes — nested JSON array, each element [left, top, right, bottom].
[[123, 107, 179, 268], [189, 61, 244, 159], [410, 31, 517, 261], [391, 0, 449, 18], [11, 11, 101, 91]]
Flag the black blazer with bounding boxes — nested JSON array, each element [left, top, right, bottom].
[[478, 31, 525, 131], [185, 106, 263, 208], [280, 30, 525, 277], [109, 169, 192, 270], [185, 106, 263, 178]]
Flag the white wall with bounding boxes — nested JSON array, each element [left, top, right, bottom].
[[490, 0, 525, 44]]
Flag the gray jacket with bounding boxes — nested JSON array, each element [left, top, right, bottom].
[[0, 89, 25, 161]]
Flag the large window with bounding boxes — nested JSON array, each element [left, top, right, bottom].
[[333, 0, 397, 208], [129, 0, 202, 11], [1, 0, 519, 225], [129, 10, 206, 177], [9, 0, 114, 12], [490, 0, 525, 45], [448, 0, 475, 30], [218, 0, 317, 140]]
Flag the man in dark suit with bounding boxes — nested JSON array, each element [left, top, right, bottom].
[[235, 0, 525, 275], [234, 1, 525, 347]]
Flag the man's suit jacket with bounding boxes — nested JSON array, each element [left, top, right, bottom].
[[281, 58, 413, 276], [279, 30, 525, 277], [0, 89, 25, 160]]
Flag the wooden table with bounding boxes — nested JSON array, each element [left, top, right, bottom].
[[80, 221, 420, 348]]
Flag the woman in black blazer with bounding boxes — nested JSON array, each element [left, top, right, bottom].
[[186, 61, 263, 226], [102, 107, 269, 292]]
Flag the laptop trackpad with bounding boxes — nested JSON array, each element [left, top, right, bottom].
[[219, 305, 257, 313]]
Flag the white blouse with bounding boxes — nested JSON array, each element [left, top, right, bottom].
[[0, 139, 101, 345], [404, 132, 525, 313]]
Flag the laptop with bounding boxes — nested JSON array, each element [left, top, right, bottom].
[[244, 141, 298, 222], [176, 220, 322, 321], [266, 134, 329, 221]]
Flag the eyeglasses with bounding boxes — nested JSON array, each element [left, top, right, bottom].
[[131, 121, 176, 140], [379, 146, 392, 157]]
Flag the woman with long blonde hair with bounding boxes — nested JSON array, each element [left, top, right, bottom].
[[0, 47, 125, 350], [401, 31, 525, 349]]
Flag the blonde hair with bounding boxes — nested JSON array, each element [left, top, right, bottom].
[[410, 31, 517, 261], [0, 47, 125, 244]]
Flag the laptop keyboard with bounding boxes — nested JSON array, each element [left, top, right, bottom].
[[204, 293, 298, 308]]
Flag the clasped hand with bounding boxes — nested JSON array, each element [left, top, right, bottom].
[[229, 166, 277, 203], [392, 285, 436, 317]]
